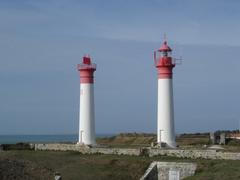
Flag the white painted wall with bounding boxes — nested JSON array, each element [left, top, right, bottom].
[[157, 79, 176, 148], [78, 83, 96, 145]]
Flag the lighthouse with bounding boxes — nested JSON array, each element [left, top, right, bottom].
[[154, 41, 176, 148], [77, 56, 96, 145]]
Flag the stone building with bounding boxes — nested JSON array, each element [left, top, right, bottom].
[[209, 132, 226, 145]]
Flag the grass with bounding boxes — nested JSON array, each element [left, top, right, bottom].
[[0, 150, 150, 180], [1, 150, 240, 180], [1, 133, 240, 179], [185, 160, 240, 180]]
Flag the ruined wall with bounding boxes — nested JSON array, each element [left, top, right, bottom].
[[34, 144, 140, 156]]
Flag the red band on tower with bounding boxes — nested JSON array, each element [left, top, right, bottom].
[[78, 56, 96, 84], [156, 57, 175, 79]]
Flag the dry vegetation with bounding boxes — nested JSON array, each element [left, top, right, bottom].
[[97, 132, 240, 151], [176, 133, 210, 146], [97, 133, 156, 148], [96, 132, 211, 148]]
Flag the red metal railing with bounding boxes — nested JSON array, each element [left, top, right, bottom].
[[173, 57, 182, 65]]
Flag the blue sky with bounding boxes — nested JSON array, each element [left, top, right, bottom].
[[0, 0, 240, 134]]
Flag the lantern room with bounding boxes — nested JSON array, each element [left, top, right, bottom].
[[154, 41, 175, 68]]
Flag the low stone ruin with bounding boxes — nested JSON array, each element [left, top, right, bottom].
[[140, 161, 197, 180]]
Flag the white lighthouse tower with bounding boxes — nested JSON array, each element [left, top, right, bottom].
[[77, 56, 96, 145], [154, 40, 176, 148]]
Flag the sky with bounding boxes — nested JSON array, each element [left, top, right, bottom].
[[0, 0, 240, 135]]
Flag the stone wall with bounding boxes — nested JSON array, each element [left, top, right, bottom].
[[140, 161, 197, 180], [34, 144, 140, 156], [34, 144, 240, 160], [149, 149, 240, 160]]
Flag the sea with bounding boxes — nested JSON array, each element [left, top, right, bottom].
[[0, 134, 114, 144]]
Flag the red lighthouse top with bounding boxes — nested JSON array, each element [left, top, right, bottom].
[[78, 56, 96, 84], [78, 56, 96, 70], [158, 41, 172, 52], [154, 41, 175, 79]]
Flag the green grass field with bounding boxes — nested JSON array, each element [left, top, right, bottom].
[[1, 150, 240, 180]]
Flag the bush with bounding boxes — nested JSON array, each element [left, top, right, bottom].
[[1, 143, 33, 150], [227, 139, 240, 146]]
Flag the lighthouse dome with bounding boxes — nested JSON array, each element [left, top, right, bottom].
[[159, 41, 172, 52]]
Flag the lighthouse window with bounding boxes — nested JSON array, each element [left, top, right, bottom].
[[162, 51, 168, 57]]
